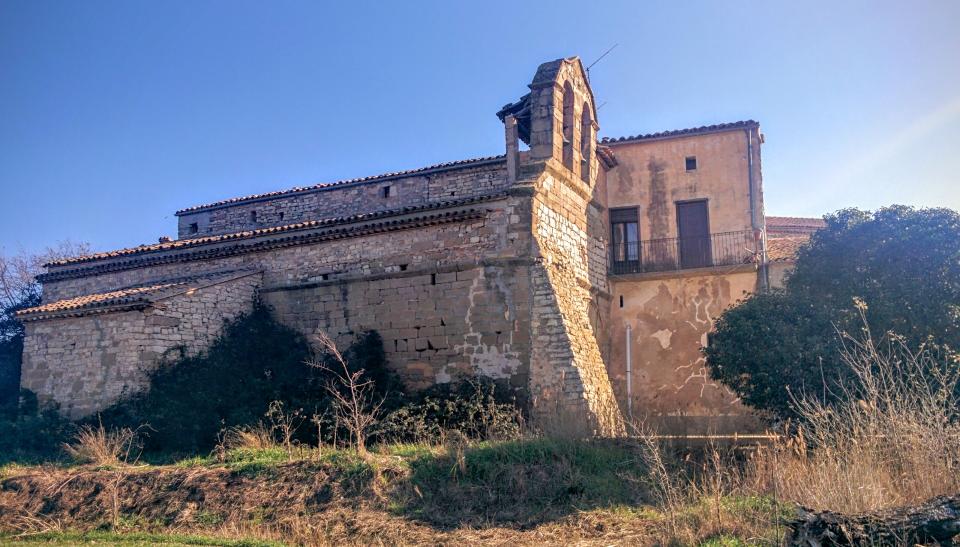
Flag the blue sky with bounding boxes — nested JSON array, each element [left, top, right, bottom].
[[1, 0, 958, 255]]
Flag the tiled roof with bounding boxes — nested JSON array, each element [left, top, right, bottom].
[[766, 216, 826, 236], [767, 236, 810, 262], [18, 283, 179, 317], [175, 155, 506, 215], [600, 120, 759, 145], [18, 271, 257, 321], [46, 194, 503, 268]]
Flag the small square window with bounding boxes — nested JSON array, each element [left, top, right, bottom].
[[685, 156, 697, 171], [382, 186, 391, 198], [188, 223, 199, 234]]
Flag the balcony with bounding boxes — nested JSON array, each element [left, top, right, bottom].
[[609, 230, 757, 275]]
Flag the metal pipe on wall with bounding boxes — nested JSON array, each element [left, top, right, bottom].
[[625, 324, 633, 421]]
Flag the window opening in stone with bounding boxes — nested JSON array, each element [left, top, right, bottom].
[[382, 186, 391, 198], [250, 210, 257, 223], [561, 82, 575, 170], [580, 102, 592, 183], [686, 156, 697, 171], [188, 223, 199, 234]]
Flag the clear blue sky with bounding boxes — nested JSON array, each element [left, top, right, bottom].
[[2, 0, 958, 255]]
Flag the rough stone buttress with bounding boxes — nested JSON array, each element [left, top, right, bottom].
[[18, 57, 821, 435]]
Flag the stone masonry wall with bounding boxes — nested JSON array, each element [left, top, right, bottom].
[[36, 198, 540, 407], [527, 163, 624, 436], [44, 199, 517, 303], [21, 273, 261, 418], [177, 161, 509, 239], [264, 261, 533, 392]]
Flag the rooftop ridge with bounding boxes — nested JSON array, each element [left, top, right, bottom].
[[601, 120, 759, 145], [175, 154, 506, 215]]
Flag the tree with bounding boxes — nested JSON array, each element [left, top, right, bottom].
[[0, 241, 90, 412], [705, 206, 960, 419]]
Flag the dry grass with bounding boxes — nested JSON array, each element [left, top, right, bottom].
[[62, 421, 142, 466], [7, 313, 957, 545], [747, 310, 960, 513]]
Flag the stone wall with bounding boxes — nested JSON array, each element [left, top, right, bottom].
[[176, 160, 509, 239], [264, 261, 532, 391], [527, 163, 623, 436], [20, 273, 261, 418], [35, 196, 541, 410], [43, 198, 515, 302]]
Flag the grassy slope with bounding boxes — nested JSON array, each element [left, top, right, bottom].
[[0, 438, 784, 546]]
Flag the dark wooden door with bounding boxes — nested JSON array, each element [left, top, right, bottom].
[[677, 201, 711, 268]]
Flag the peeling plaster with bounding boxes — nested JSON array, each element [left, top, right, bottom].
[[448, 270, 522, 381], [650, 329, 673, 349]]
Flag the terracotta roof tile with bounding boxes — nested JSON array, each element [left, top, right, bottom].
[[18, 271, 257, 320], [18, 282, 182, 318], [767, 236, 810, 262], [766, 216, 826, 236], [601, 120, 759, 145], [175, 155, 506, 215]]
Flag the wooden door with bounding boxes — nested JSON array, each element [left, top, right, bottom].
[[677, 201, 711, 268]]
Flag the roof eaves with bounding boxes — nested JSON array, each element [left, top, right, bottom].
[[601, 120, 759, 145]]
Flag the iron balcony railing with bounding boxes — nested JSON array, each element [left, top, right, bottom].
[[609, 230, 757, 275]]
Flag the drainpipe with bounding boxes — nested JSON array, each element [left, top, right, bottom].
[[746, 128, 769, 291], [625, 324, 633, 421]]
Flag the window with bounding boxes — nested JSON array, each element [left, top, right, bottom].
[[382, 186, 391, 198], [685, 156, 697, 171], [580, 102, 592, 183], [561, 82, 574, 170], [279, 212, 285, 221], [610, 207, 640, 264], [250, 211, 257, 223], [188, 223, 199, 235]]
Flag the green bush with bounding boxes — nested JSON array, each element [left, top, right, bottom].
[[0, 390, 75, 463], [97, 303, 397, 455], [706, 205, 960, 419], [374, 378, 525, 444]]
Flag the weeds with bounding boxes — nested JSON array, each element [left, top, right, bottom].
[[62, 420, 143, 466]]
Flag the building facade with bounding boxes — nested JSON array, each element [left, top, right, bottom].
[[18, 58, 818, 434]]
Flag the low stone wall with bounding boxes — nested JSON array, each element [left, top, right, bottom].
[[20, 273, 261, 418]]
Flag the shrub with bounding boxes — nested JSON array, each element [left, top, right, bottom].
[[64, 422, 143, 466], [706, 205, 960, 418], [746, 310, 960, 512], [374, 378, 525, 444], [0, 390, 75, 463], [97, 303, 396, 455], [96, 303, 320, 454]]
